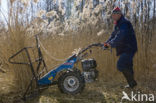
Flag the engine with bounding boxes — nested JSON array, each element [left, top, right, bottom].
[[81, 59, 99, 83]]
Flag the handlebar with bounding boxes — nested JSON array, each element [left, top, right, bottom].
[[75, 43, 110, 61], [77, 43, 107, 56]]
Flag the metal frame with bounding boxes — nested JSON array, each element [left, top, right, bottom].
[[8, 35, 48, 100], [8, 34, 105, 100]]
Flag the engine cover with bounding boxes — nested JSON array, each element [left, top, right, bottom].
[[82, 69, 98, 83], [81, 59, 97, 71], [81, 59, 98, 83]]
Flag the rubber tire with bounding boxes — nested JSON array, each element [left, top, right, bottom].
[[94, 69, 99, 80], [58, 71, 85, 94]]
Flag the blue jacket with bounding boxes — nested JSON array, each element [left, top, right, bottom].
[[106, 16, 138, 56]]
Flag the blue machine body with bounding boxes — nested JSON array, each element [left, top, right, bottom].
[[38, 55, 77, 85]]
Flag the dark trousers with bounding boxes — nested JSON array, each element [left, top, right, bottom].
[[117, 52, 135, 74], [117, 52, 137, 88]]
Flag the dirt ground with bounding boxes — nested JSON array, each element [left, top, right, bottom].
[[0, 71, 156, 103]]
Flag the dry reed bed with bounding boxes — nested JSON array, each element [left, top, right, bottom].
[[0, 22, 155, 103], [0, 1, 155, 102], [1, 25, 155, 91]]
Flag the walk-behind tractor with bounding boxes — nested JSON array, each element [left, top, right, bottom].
[[8, 34, 107, 100]]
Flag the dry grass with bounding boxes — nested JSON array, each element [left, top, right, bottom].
[[0, 24, 156, 103], [0, 1, 155, 103]]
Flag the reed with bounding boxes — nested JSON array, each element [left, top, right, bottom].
[[0, 0, 155, 102]]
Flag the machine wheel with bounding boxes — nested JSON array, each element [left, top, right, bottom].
[[58, 71, 85, 94], [94, 69, 99, 80]]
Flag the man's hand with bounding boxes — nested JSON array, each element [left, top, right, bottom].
[[104, 43, 110, 48]]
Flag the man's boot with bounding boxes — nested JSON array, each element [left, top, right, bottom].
[[122, 69, 137, 89]]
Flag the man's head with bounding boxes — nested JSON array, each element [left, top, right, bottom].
[[112, 7, 122, 21]]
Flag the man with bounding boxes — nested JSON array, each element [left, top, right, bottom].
[[104, 7, 138, 89]]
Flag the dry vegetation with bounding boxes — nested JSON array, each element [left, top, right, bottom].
[[0, 0, 156, 103]]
